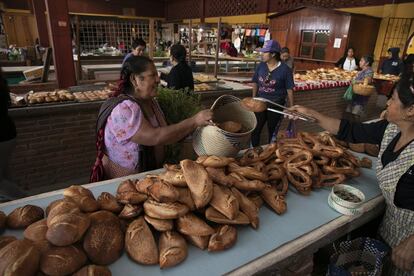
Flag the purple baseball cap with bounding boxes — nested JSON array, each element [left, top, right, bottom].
[[259, 40, 281, 53]]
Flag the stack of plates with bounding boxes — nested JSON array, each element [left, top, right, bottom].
[[328, 184, 365, 216]]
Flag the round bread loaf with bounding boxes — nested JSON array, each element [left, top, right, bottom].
[[46, 212, 90, 246], [40, 245, 87, 276], [240, 97, 267, 112], [159, 231, 188, 269], [7, 205, 44, 229], [24, 218, 48, 242], [73, 265, 111, 276], [0, 239, 40, 276], [63, 185, 99, 212], [0, 236, 17, 250], [0, 211, 6, 231]]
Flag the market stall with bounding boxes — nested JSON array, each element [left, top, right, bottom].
[[0, 145, 384, 275]]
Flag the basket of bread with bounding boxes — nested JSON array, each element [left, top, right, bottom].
[[352, 78, 376, 96], [193, 95, 257, 157]]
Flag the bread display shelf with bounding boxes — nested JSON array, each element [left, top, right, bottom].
[[0, 148, 382, 275]]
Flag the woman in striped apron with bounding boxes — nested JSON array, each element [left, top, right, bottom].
[[289, 76, 414, 275]]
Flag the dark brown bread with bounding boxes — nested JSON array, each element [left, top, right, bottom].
[[46, 212, 90, 246], [73, 265, 111, 276], [24, 218, 48, 242], [6, 205, 44, 229], [63, 185, 99, 212], [0, 210, 6, 231], [40, 245, 87, 276], [0, 236, 17, 250], [0, 239, 40, 276]]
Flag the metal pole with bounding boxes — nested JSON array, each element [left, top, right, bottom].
[[214, 17, 221, 78]]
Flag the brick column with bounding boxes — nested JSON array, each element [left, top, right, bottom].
[[44, 0, 76, 88]]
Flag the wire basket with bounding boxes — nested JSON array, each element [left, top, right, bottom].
[[193, 95, 257, 157], [328, 237, 389, 276], [353, 84, 376, 96]]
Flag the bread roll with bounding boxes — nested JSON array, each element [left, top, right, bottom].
[[73, 265, 111, 276], [261, 185, 287, 215], [116, 180, 147, 204], [231, 187, 260, 229], [185, 235, 210, 250], [0, 236, 17, 250], [83, 223, 124, 265], [7, 204, 44, 229], [218, 121, 242, 133], [0, 239, 40, 276], [32, 239, 52, 255], [24, 218, 48, 242], [0, 211, 6, 231], [46, 200, 80, 225], [209, 184, 239, 220], [45, 198, 77, 216], [241, 97, 267, 112], [135, 177, 156, 194], [196, 155, 235, 168], [125, 216, 158, 265], [205, 207, 250, 225], [180, 159, 213, 208], [118, 204, 142, 220], [208, 225, 237, 251], [176, 213, 215, 236], [176, 187, 196, 210], [147, 179, 179, 203], [159, 231, 188, 269], [46, 212, 90, 246], [143, 199, 189, 220], [247, 193, 264, 209], [159, 168, 187, 187], [40, 245, 87, 276], [89, 210, 121, 227], [63, 185, 99, 212], [144, 215, 173, 232], [97, 192, 122, 213]]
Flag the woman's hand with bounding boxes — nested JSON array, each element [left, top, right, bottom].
[[193, 109, 214, 127], [392, 235, 414, 272]]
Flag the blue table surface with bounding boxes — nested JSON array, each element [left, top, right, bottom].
[[0, 154, 382, 275]]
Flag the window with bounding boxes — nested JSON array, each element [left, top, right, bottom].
[[299, 29, 330, 60]]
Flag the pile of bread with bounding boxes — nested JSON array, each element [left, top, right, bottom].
[[194, 83, 214, 92], [373, 73, 400, 82], [73, 89, 112, 102], [27, 90, 76, 105], [294, 68, 358, 82], [0, 133, 369, 274], [193, 73, 217, 83]]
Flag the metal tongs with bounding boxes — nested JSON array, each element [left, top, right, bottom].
[[253, 97, 316, 122]]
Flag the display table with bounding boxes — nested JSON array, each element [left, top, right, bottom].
[[0, 153, 384, 275]]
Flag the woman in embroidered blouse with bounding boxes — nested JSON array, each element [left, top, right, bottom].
[[90, 56, 213, 181], [289, 75, 414, 275]]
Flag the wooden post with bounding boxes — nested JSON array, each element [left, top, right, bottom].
[[75, 15, 82, 81], [189, 19, 192, 65], [149, 19, 155, 59], [45, 0, 76, 88], [214, 17, 221, 78], [32, 0, 50, 47]]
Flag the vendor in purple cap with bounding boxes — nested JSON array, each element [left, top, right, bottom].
[[251, 39, 295, 146]]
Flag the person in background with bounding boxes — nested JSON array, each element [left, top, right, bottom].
[[160, 44, 194, 91], [289, 75, 414, 276], [280, 47, 294, 71], [402, 54, 414, 79], [345, 55, 374, 120], [335, 47, 359, 71], [90, 56, 212, 181], [251, 39, 294, 146], [381, 47, 403, 76], [122, 38, 146, 66], [0, 70, 26, 201]]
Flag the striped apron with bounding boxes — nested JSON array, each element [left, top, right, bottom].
[[376, 123, 414, 276]]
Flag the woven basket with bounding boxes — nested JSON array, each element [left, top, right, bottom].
[[193, 95, 257, 157], [353, 84, 376, 96]]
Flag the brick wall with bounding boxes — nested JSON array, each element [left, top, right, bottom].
[[7, 86, 382, 193], [8, 102, 101, 191]]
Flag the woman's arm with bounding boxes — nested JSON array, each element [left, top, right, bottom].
[[131, 109, 212, 146], [289, 105, 388, 144]]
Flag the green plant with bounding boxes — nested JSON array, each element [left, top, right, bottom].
[[156, 87, 202, 163]]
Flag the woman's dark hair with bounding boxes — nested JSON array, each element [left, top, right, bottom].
[[395, 76, 414, 108], [0, 69, 11, 113], [132, 38, 146, 49], [170, 44, 187, 63], [360, 55, 373, 66], [281, 47, 290, 54], [112, 55, 153, 97]]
